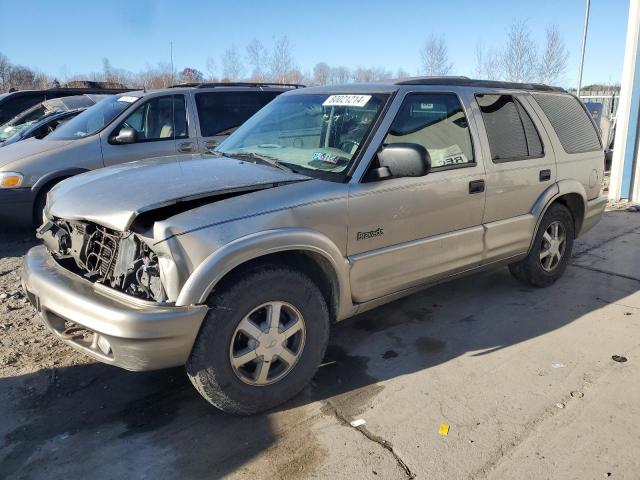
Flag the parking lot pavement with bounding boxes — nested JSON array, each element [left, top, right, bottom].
[[1, 210, 640, 479]]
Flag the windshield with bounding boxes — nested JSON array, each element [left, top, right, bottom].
[[48, 95, 139, 140], [216, 93, 389, 176], [0, 104, 49, 142]]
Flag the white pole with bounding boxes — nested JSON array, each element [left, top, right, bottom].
[[576, 0, 591, 97]]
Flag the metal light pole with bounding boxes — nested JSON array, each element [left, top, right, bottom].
[[170, 41, 175, 85], [576, 0, 591, 97]]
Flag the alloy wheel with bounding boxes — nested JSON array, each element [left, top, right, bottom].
[[539, 221, 567, 272], [229, 301, 306, 386]]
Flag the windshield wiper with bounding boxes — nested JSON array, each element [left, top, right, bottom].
[[223, 151, 295, 173]]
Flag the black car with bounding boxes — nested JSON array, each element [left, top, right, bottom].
[[0, 85, 131, 124]]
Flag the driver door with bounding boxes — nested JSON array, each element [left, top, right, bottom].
[[100, 94, 188, 166], [347, 91, 487, 303]]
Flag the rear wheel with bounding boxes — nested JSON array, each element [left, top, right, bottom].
[[509, 203, 575, 287], [186, 265, 330, 415]]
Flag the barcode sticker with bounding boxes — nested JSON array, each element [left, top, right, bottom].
[[322, 95, 371, 107]]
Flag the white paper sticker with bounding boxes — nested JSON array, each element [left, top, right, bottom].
[[322, 95, 371, 108], [117, 96, 139, 103]]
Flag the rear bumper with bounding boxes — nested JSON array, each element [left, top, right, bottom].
[[22, 245, 208, 371], [0, 188, 35, 226], [580, 195, 608, 236]]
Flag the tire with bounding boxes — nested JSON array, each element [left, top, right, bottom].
[[508, 203, 575, 288], [186, 265, 330, 415]]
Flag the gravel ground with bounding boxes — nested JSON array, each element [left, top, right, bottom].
[[0, 229, 93, 379]]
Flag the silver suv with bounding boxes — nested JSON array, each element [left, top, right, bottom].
[[0, 83, 299, 226], [23, 78, 607, 414]]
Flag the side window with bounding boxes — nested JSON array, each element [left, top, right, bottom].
[[119, 95, 187, 142], [476, 94, 544, 162], [195, 91, 280, 137], [384, 93, 474, 169], [532, 93, 602, 154]]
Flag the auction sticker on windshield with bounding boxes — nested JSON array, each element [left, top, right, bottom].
[[118, 96, 139, 103], [322, 95, 371, 107]]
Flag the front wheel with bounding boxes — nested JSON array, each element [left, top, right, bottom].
[[509, 203, 575, 287], [186, 266, 330, 415]]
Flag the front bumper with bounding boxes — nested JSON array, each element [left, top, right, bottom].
[[0, 188, 36, 226], [580, 195, 608, 236], [22, 245, 208, 371]]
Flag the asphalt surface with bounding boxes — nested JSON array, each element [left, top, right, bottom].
[[1, 210, 639, 479]]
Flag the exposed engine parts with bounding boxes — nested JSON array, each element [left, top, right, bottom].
[[40, 220, 166, 302]]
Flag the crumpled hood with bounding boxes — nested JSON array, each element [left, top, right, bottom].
[[0, 138, 74, 169], [46, 154, 309, 231]]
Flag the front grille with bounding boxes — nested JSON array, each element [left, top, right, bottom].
[[84, 225, 121, 282]]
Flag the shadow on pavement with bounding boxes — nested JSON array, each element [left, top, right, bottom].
[[1, 223, 639, 478]]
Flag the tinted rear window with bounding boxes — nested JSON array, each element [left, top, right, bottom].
[[532, 93, 601, 154], [195, 91, 280, 137], [476, 94, 544, 161]]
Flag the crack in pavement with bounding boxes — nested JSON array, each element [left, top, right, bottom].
[[569, 263, 640, 283], [573, 225, 640, 259], [323, 400, 415, 479]]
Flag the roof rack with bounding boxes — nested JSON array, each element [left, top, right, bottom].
[[169, 82, 305, 89], [395, 77, 565, 92]]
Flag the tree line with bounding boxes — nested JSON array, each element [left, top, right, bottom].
[[0, 20, 572, 93]]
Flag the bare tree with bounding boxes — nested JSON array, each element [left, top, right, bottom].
[[100, 58, 132, 86], [205, 55, 218, 81], [286, 68, 305, 84], [135, 62, 174, 89], [484, 49, 501, 80], [329, 66, 351, 84], [0, 52, 12, 91], [396, 67, 410, 79], [246, 38, 269, 82], [179, 67, 204, 83], [419, 35, 453, 76], [313, 62, 330, 85], [8, 66, 36, 90], [474, 41, 485, 79], [222, 44, 244, 81], [269, 36, 295, 83], [538, 24, 569, 85], [501, 20, 537, 82]]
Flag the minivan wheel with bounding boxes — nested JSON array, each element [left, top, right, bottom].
[[508, 203, 575, 287], [186, 266, 330, 415]]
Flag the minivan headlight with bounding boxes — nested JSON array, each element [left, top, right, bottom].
[[0, 172, 24, 188]]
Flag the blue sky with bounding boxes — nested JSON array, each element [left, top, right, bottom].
[[0, 0, 629, 87]]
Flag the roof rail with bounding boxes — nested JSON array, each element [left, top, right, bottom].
[[395, 76, 565, 92], [169, 82, 305, 89]]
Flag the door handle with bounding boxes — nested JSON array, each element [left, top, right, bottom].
[[178, 142, 195, 153], [469, 179, 485, 194], [539, 169, 551, 181]]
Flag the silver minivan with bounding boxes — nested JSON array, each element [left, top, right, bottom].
[[0, 83, 301, 226]]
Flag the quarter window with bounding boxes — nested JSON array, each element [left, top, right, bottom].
[[476, 94, 544, 162], [195, 91, 280, 137], [532, 93, 601, 154], [384, 93, 475, 169], [119, 95, 187, 141]]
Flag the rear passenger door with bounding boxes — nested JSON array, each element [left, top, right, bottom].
[[193, 91, 280, 153], [471, 92, 556, 263], [101, 94, 188, 166]]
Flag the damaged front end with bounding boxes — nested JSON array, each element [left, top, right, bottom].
[[38, 219, 167, 302]]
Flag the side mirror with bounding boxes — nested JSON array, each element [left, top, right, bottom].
[[374, 143, 431, 179], [112, 127, 137, 144]]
